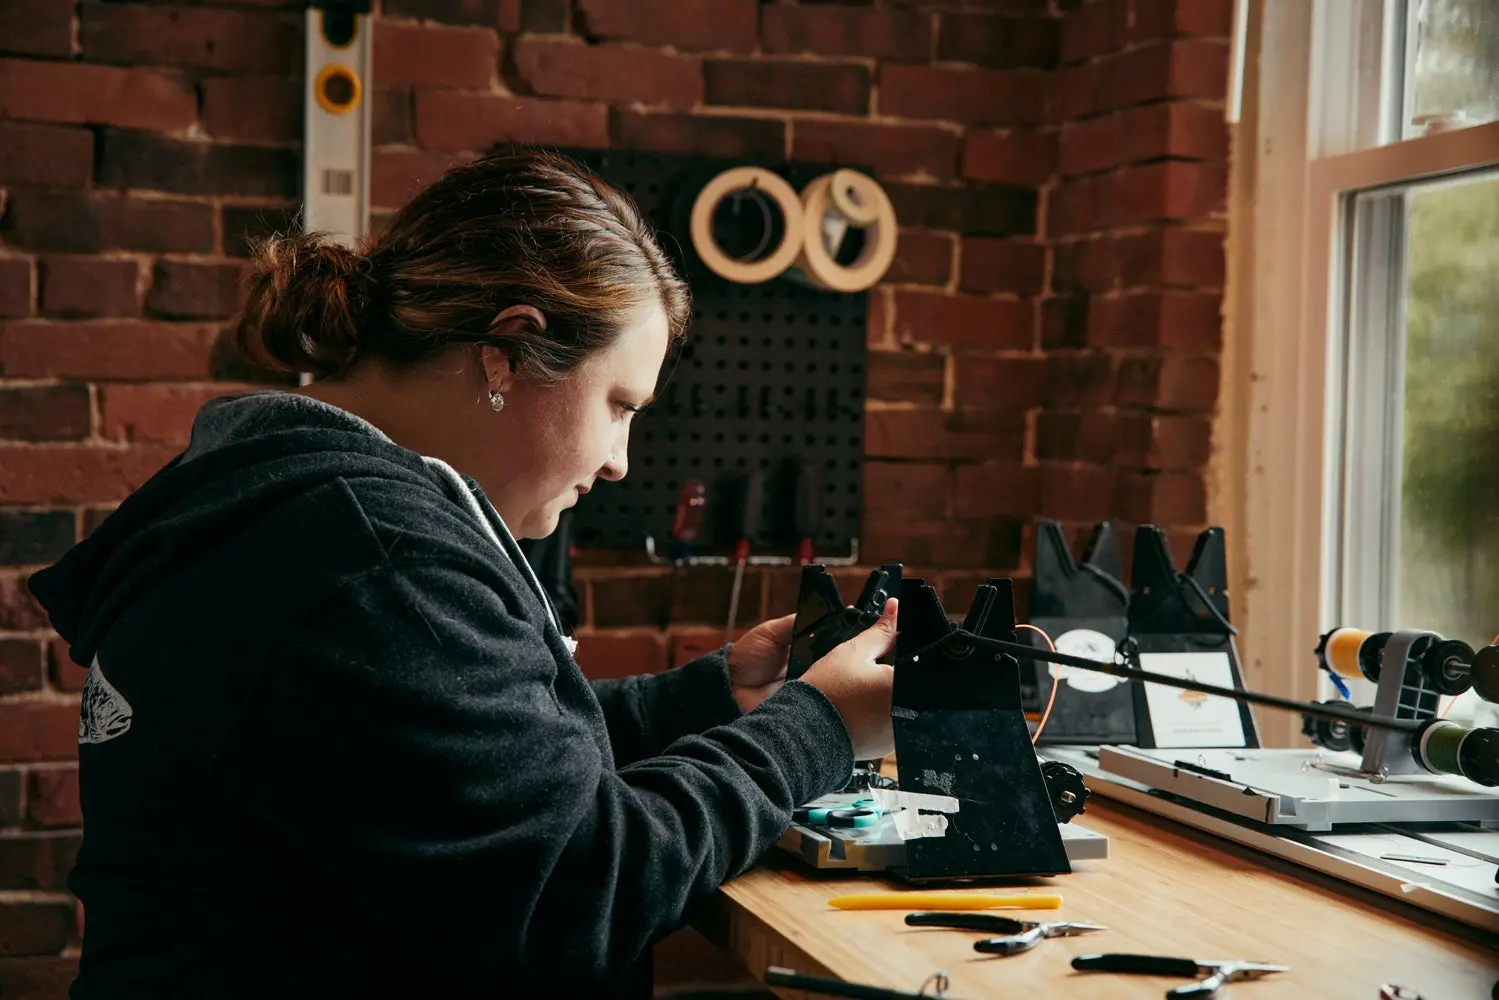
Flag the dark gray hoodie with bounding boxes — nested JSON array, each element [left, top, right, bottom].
[[27, 391, 854, 999]]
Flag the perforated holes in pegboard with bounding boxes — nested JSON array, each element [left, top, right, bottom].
[[554, 148, 867, 555]]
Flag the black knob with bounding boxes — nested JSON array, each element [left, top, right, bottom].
[[1473, 645, 1499, 704], [1423, 638, 1475, 697], [1303, 701, 1354, 753], [1041, 759, 1090, 824]]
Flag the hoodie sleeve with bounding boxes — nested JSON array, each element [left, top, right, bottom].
[[587, 651, 744, 768], [214, 556, 853, 992]]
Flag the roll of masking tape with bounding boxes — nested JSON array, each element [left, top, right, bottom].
[[826, 169, 882, 227], [689, 167, 805, 285], [793, 172, 898, 293]]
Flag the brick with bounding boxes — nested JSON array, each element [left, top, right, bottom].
[[1117, 228, 1225, 289], [99, 132, 298, 200], [518, 0, 567, 32], [1093, 41, 1229, 113], [147, 261, 245, 320], [667, 566, 741, 625], [47, 639, 86, 694], [959, 238, 1045, 295], [590, 572, 671, 629], [705, 60, 869, 115], [952, 356, 1046, 410], [2, 192, 216, 255], [0, 260, 30, 319], [1, 0, 74, 58], [936, 14, 1058, 69], [0, 770, 19, 826], [1, 321, 221, 380], [1042, 294, 1089, 349], [0, 387, 92, 442], [0, 122, 92, 188], [575, 0, 757, 53], [866, 408, 1025, 461], [572, 632, 667, 680], [762, 5, 931, 62], [867, 287, 891, 349], [1046, 63, 1094, 124], [1045, 177, 1095, 240], [384, 0, 504, 27], [40, 258, 142, 318], [0, 704, 79, 766], [1052, 238, 1119, 294], [960, 129, 1055, 187], [793, 120, 959, 182], [373, 20, 498, 89], [879, 65, 1044, 127], [373, 88, 413, 146], [0, 573, 48, 631], [1115, 354, 1219, 413], [372, 150, 467, 211], [222, 205, 300, 258], [1117, 413, 1212, 470], [1090, 291, 1221, 349], [1130, 0, 1235, 41], [514, 39, 701, 111], [1040, 463, 1115, 522], [0, 832, 79, 889], [414, 91, 609, 152], [79, 2, 300, 73], [892, 290, 1033, 351], [0, 956, 80, 1000], [863, 462, 950, 519], [1113, 470, 1206, 525], [1060, 103, 1228, 178], [1036, 410, 1117, 464], [99, 384, 255, 445], [885, 183, 1036, 238], [201, 76, 301, 144], [1060, 0, 1126, 64], [0, 58, 197, 132], [26, 768, 80, 828], [0, 512, 74, 566], [613, 111, 784, 161], [864, 517, 1018, 570], [866, 350, 944, 404], [888, 231, 953, 287], [954, 463, 1037, 517], [1095, 161, 1228, 227], [1044, 352, 1114, 407], [0, 899, 73, 956], [0, 640, 44, 695], [0, 445, 178, 505]]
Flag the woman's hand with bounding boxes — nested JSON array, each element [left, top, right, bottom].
[[726, 613, 796, 713]]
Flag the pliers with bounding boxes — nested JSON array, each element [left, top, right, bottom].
[[1071, 953, 1290, 998], [904, 912, 1106, 956]]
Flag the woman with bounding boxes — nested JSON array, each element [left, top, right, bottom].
[[27, 149, 898, 998]]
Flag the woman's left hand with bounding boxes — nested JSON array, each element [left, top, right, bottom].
[[727, 613, 796, 713]]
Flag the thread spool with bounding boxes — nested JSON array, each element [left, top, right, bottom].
[[1318, 627, 1389, 682], [791, 171, 897, 293], [688, 167, 805, 285], [1473, 644, 1499, 704]]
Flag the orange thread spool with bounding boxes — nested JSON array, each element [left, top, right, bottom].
[[1324, 627, 1373, 679]]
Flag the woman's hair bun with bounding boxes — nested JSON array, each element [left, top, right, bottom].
[[232, 230, 379, 379]]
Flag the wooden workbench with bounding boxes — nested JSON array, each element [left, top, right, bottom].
[[698, 798, 1499, 999]]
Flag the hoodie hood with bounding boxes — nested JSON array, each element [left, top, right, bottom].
[[27, 392, 451, 668]]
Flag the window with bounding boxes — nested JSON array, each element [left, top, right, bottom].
[[1235, 0, 1499, 742]]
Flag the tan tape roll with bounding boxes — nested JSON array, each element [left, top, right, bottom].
[[689, 167, 805, 285], [826, 169, 881, 227], [794, 172, 898, 293]]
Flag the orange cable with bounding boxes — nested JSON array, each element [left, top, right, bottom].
[[1017, 623, 1059, 745]]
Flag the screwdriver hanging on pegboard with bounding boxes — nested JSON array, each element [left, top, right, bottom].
[[663, 480, 707, 631], [724, 469, 764, 642]]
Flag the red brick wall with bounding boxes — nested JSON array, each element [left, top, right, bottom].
[[0, 0, 1230, 994]]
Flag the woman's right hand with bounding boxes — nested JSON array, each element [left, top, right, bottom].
[[799, 599, 899, 760]]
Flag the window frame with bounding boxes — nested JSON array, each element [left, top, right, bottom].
[[1233, 0, 1499, 744]]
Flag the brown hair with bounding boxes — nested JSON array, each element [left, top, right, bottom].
[[233, 148, 691, 381]]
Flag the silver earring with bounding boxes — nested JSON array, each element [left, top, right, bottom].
[[488, 390, 505, 412]]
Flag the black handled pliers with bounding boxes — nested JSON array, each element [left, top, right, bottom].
[[1071, 953, 1290, 998], [904, 912, 1107, 956]]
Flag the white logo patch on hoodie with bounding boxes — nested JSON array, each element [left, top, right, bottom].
[[79, 656, 134, 745]]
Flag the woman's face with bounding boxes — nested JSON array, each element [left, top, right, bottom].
[[491, 299, 671, 539]]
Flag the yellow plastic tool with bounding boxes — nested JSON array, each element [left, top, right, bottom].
[[827, 891, 1064, 911]]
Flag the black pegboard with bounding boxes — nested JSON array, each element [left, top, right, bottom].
[[557, 147, 868, 555]]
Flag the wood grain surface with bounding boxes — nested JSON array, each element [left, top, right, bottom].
[[699, 799, 1499, 1000]]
